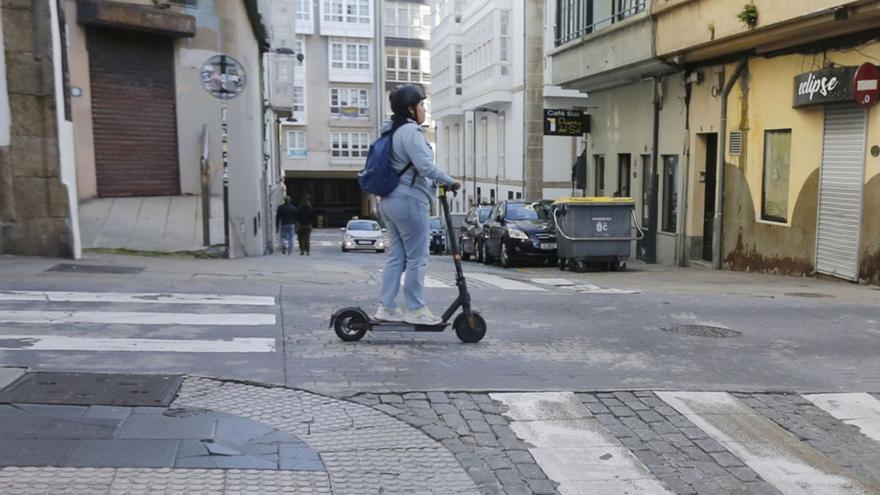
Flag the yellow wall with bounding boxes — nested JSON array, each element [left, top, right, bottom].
[[686, 43, 880, 280]]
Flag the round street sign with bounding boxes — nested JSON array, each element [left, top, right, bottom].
[[853, 62, 880, 106], [200, 55, 247, 100]]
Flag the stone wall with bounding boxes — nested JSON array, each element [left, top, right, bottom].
[[0, 0, 71, 257]]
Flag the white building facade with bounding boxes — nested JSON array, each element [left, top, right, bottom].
[[431, 0, 587, 214]]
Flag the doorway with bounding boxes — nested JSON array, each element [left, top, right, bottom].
[[701, 134, 718, 262]]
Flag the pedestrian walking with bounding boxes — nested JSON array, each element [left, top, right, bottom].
[[276, 196, 298, 255], [374, 84, 461, 325], [297, 197, 315, 256]]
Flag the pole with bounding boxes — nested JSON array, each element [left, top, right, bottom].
[[472, 111, 477, 203], [221, 103, 230, 258]]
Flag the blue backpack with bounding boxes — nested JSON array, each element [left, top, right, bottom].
[[358, 124, 416, 197]]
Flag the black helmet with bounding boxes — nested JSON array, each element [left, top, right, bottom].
[[390, 84, 426, 119]]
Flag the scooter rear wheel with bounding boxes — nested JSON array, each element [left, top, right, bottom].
[[334, 309, 368, 342], [454, 311, 486, 343]]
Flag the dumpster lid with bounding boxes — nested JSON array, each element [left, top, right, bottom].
[[553, 197, 635, 205]]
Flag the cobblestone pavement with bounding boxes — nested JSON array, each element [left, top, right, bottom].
[[2, 376, 880, 493]]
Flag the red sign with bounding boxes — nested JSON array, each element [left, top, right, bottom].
[[853, 63, 880, 106]]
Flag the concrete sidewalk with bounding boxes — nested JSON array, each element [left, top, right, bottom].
[[79, 196, 225, 253]]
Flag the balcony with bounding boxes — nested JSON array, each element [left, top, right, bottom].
[[431, 15, 463, 119], [432, 12, 461, 48], [548, 0, 670, 92], [460, 5, 513, 109], [654, 0, 880, 64]]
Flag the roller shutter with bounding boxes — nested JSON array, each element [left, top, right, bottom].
[[88, 28, 180, 197], [815, 103, 867, 281]]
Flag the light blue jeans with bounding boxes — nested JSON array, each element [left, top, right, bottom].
[[280, 224, 296, 252], [379, 191, 429, 311]]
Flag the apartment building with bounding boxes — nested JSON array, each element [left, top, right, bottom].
[[431, 0, 587, 215], [280, 0, 432, 227], [548, 0, 880, 284]]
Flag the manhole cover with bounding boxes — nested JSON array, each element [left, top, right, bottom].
[[784, 292, 834, 298], [0, 372, 182, 406], [660, 325, 741, 338], [47, 264, 144, 275]]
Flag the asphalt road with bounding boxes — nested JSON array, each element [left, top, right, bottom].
[[1, 228, 879, 397]]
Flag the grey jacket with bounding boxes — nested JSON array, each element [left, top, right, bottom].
[[381, 119, 456, 204]]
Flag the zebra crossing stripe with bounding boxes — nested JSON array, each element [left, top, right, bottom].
[[656, 391, 876, 494], [0, 335, 275, 353], [803, 393, 880, 443], [491, 392, 671, 494], [398, 273, 450, 288], [0, 290, 276, 306], [0, 310, 276, 326], [467, 273, 546, 291]]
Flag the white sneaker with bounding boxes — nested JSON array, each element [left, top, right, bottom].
[[374, 305, 404, 322], [403, 307, 442, 325]]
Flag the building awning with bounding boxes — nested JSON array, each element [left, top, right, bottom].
[[76, 0, 196, 38]]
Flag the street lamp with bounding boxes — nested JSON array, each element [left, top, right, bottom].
[[471, 107, 499, 205]]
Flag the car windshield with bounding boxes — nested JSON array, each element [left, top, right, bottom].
[[348, 221, 380, 231], [429, 218, 442, 230], [478, 208, 491, 223], [506, 202, 551, 221]]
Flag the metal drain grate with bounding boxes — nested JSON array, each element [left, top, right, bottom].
[[0, 372, 182, 406], [47, 264, 145, 275], [784, 292, 834, 298], [660, 325, 742, 338]]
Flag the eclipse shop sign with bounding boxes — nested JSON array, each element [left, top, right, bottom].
[[544, 109, 590, 136], [793, 66, 856, 107]]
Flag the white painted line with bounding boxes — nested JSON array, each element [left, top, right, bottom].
[[491, 392, 670, 494], [0, 311, 276, 326], [0, 335, 275, 353], [562, 285, 639, 295], [399, 273, 451, 288], [0, 290, 276, 306], [657, 391, 875, 495], [530, 278, 576, 286], [803, 393, 880, 443], [467, 273, 546, 291]]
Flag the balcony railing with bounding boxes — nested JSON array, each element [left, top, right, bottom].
[[554, 0, 647, 47]]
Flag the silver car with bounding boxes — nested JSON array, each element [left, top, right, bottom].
[[341, 219, 387, 253]]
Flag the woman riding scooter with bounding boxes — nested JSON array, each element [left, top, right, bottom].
[[375, 85, 461, 325]]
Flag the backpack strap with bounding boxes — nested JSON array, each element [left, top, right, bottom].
[[387, 122, 419, 186]]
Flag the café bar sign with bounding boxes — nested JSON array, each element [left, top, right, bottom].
[[544, 109, 590, 136], [793, 66, 856, 107]]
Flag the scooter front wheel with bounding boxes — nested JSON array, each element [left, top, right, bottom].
[[334, 309, 368, 342], [454, 311, 486, 343]]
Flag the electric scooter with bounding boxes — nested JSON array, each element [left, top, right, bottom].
[[330, 186, 487, 343]]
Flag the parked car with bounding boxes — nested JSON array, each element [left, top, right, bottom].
[[429, 216, 445, 255], [481, 200, 557, 268], [341, 219, 386, 253], [458, 205, 493, 262]]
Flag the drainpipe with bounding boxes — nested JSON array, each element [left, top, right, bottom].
[[712, 59, 748, 270], [646, 77, 661, 264]]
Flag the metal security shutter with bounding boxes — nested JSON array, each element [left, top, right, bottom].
[[815, 103, 867, 281], [88, 28, 180, 197]]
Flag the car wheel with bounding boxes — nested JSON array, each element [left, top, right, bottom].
[[341, 247, 348, 252], [482, 241, 494, 264], [499, 240, 513, 269], [460, 237, 471, 261], [376, 249, 385, 253], [476, 241, 484, 263], [558, 257, 567, 271]]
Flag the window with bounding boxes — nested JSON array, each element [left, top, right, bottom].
[[477, 187, 482, 203], [294, 39, 305, 68], [480, 117, 488, 177], [499, 11, 510, 75], [286, 130, 307, 158], [297, 0, 312, 21], [515, 192, 522, 199], [330, 88, 369, 117], [331, 132, 370, 159], [593, 155, 605, 196], [662, 155, 678, 233], [454, 45, 462, 94], [323, 0, 370, 23], [554, 0, 646, 46], [293, 86, 305, 113], [330, 39, 370, 71], [508, 191, 514, 200], [616, 0, 646, 22], [385, 1, 431, 39], [497, 113, 506, 179], [640, 154, 652, 225], [761, 130, 791, 223], [617, 154, 631, 197], [385, 47, 430, 83]]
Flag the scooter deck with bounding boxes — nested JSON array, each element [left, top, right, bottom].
[[355, 319, 449, 333]]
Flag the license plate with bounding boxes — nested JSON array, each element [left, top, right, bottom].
[[356, 240, 373, 245], [540, 243, 557, 250]]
